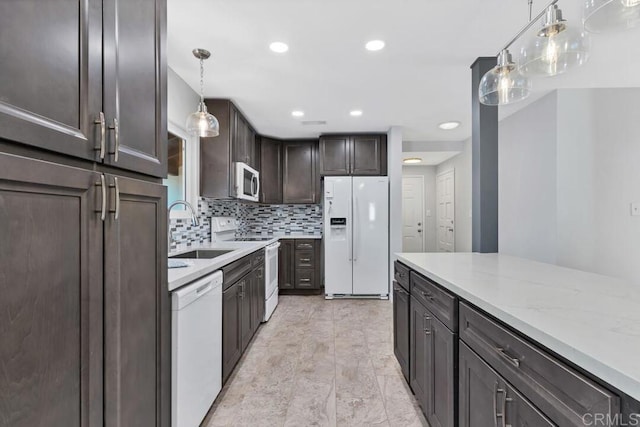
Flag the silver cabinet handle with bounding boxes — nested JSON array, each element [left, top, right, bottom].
[[109, 118, 119, 162], [423, 315, 432, 335], [96, 174, 106, 221], [94, 112, 106, 160], [299, 278, 311, 282], [494, 383, 506, 427], [496, 347, 521, 368], [109, 177, 120, 220], [300, 258, 311, 262]]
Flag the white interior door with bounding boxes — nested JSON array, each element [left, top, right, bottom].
[[437, 169, 455, 252], [352, 177, 389, 296], [402, 176, 425, 252]]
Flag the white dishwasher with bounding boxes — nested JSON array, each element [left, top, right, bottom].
[[172, 271, 223, 427]]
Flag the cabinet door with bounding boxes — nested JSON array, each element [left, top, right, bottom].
[[222, 282, 241, 384], [253, 265, 265, 328], [231, 109, 248, 164], [103, 0, 167, 177], [393, 283, 410, 382], [350, 135, 383, 176], [278, 240, 295, 289], [283, 141, 317, 204], [425, 314, 456, 427], [260, 138, 283, 203], [319, 136, 350, 175], [247, 127, 257, 169], [0, 0, 102, 161], [410, 296, 429, 408], [104, 176, 169, 427], [0, 153, 103, 427], [239, 276, 253, 352], [459, 343, 553, 427]]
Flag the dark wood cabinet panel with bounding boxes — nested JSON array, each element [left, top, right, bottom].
[[459, 343, 553, 427], [0, 153, 103, 427], [283, 141, 317, 204], [393, 282, 410, 382], [0, 0, 103, 162], [253, 264, 265, 329], [103, 176, 169, 427], [103, 0, 167, 177], [350, 135, 384, 176], [222, 282, 241, 384], [259, 137, 283, 204], [278, 240, 295, 290], [410, 296, 429, 406], [318, 134, 387, 177], [239, 276, 253, 352], [425, 313, 456, 427], [319, 136, 350, 175]]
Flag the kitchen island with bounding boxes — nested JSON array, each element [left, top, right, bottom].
[[394, 252, 640, 427]]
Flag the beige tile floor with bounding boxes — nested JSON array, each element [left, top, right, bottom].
[[202, 295, 429, 427]]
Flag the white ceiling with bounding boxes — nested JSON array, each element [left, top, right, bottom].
[[402, 151, 461, 166], [168, 0, 640, 142]]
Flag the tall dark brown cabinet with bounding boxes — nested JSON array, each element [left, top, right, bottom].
[[0, 0, 169, 425], [283, 140, 319, 204], [259, 137, 283, 204]]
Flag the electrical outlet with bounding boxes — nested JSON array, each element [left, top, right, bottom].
[[632, 202, 640, 217]]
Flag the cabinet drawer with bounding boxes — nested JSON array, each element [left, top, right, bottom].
[[222, 255, 252, 290], [295, 269, 318, 289], [459, 303, 619, 426], [252, 249, 265, 268], [295, 250, 315, 269], [394, 261, 410, 291], [410, 271, 457, 332], [294, 240, 315, 250]]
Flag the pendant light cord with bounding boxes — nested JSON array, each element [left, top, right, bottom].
[[529, 0, 533, 21], [199, 58, 205, 105]]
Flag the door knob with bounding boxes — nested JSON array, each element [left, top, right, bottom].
[[418, 229, 422, 233], [417, 222, 422, 226]]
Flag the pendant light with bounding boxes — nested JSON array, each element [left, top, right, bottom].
[[479, 49, 532, 106], [186, 49, 219, 138], [584, 0, 640, 33], [519, 5, 590, 76]]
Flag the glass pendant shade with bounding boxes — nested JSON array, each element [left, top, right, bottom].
[[186, 48, 220, 138], [186, 101, 219, 137], [520, 6, 590, 77], [584, 0, 640, 33], [479, 50, 532, 106]]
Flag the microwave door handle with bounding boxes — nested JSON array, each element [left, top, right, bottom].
[[253, 175, 260, 198]]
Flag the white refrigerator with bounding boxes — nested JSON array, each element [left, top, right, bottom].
[[324, 176, 389, 298]]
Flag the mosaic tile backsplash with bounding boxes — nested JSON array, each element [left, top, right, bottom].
[[169, 198, 323, 250]]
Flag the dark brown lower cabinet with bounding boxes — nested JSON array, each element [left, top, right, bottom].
[[459, 343, 553, 427], [278, 240, 295, 290], [0, 153, 169, 427], [222, 250, 265, 384], [0, 153, 104, 427], [393, 282, 410, 381], [410, 295, 456, 427], [222, 282, 241, 384], [103, 175, 169, 427]]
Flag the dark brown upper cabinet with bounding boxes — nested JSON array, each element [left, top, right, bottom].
[[283, 140, 319, 204], [319, 134, 387, 176], [259, 137, 283, 204], [0, 0, 167, 178], [201, 99, 258, 199]]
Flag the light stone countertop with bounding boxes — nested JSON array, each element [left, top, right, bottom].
[[395, 252, 640, 402], [168, 234, 322, 291]]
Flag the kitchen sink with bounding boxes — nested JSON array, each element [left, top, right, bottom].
[[170, 249, 234, 259]]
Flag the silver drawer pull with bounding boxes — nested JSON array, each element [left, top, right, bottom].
[[496, 347, 521, 368], [300, 258, 311, 262], [299, 278, 311, 282], [423, 315, 432, 335]]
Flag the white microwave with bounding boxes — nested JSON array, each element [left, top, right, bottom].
[[234, 162, 260, 202]]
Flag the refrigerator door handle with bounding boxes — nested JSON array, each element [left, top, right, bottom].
[[353, 195, 359, 261], [348, 195, 353, 261]]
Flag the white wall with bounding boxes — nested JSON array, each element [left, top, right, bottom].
[[402, 166, 437, 252], [499, 88, 640, 284], [436, 138, 473, 252], [168, 67, 200, 129], [499, 92, 558, 264]]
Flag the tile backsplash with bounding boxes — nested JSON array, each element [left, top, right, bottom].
[[169, 198, 323, 250]]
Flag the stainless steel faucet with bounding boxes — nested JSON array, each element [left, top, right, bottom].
[[168, 200, 200, 247]]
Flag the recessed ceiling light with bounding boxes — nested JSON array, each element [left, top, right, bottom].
[[291, 110, 304, 117], [438, 121, 461, 130], [350, 110, 363, 117], [365, 40, 385, 51], [403, 158, 422, 164], [269, 42, 289, 53]]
